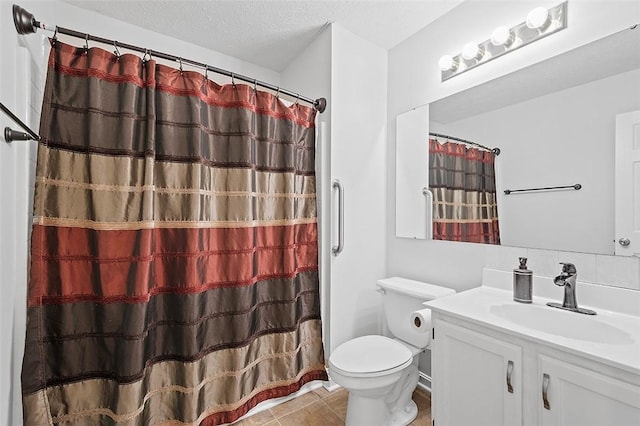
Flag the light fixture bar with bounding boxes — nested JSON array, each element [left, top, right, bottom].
[[440, 2, 567, 82]]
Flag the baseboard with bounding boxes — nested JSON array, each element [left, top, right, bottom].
[[417, 371, 432, 394], [323, 379, 341, 392]]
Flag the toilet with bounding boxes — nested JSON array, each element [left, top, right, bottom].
[[328, 277, 455, 426]]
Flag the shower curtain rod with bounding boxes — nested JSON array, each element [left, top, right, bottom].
[[11, 4, 327, 113], [429, 132, 501, 156]]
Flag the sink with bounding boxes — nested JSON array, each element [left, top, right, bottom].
[[489, 303, 634, 345]]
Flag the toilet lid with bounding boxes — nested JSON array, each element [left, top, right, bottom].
[[329, 335, 412, 375]]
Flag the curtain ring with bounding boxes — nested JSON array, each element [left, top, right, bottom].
[[113, 40, 120, 59], [142, 49, 150, 63]]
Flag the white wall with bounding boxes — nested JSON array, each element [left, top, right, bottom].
[[327, 24, 388, 353], [283, 24, 388, 358], [387, 1, 640, 292], [431, 68, 640, 255], [0, 4, 27, 424], [0, 3, 44, 422], [0, 1, 282, 423], [281, 26, 333, 357]]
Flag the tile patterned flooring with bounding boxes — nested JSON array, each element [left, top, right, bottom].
[[234, 386, 432, 426]]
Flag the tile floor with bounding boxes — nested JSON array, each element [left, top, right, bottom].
[[234, 386, 432, 426]]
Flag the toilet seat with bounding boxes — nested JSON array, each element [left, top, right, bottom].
[[329, 335, 413, 378]]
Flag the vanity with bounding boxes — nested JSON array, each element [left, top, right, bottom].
[[424, 270, 640, 426]]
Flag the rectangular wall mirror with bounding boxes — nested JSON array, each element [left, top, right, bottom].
[[396, 25, 640, 255]]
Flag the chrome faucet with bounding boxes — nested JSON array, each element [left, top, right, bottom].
[[547, 262, 596, 315]]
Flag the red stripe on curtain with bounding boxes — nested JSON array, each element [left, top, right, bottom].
[[48, 41, 316, 128], [28, 224, 319, 306], [428, 139, 495, 163]]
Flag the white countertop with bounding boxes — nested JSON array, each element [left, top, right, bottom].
[[424, 286, 640, 375]]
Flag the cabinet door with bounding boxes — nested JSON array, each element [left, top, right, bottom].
[[540, 355, 640, 426], [432, 320, 522, 426], [395, 104, 430, 239]]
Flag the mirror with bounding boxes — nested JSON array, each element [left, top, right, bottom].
[[426, 26, 640, 255]]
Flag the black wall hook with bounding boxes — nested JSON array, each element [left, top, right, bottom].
[[4, 127, 36, 143], [1, 102, 40, 143]]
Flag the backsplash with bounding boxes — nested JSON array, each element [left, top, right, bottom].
[[484, 245, 640, 291]]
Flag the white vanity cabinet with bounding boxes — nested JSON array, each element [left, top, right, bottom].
[[432, 320, 522, 426], [539, 356, 640, 426], [431, 312, 640, 426]]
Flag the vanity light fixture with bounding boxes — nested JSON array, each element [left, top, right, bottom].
[[526, 7, 551, 30], [461, 42, 484, 61], [491, 26, 515, 47], [439, 1, 567, 81], [438, 54, 458, 71]]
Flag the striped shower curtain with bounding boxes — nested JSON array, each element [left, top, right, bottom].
[[22, 40, 327, 425], [429, 139, 500, 244]]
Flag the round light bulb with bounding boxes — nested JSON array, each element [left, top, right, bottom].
[[438, 55, 456, 71], [461, 42, 482, 61], [526, 7, 550, 29], [491, 26, 514, 46]]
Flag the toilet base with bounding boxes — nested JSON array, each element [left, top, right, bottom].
[[389, 399, 418, 426], [341, 363, 419, 426], [345, 394, 418, 426]]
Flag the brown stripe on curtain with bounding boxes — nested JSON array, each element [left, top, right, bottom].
[[429, 139, 500, 244], [22, 40, 327, 425]]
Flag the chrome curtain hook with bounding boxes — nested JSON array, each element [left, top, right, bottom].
[[113, 40, 120, 58], [294, 93, 300, 105], [231, 73, 236, 88], [84, 33, 89, 50], [253, 79, 258, 92], [275, 87, 280, 98], [142, 48, 149, 62], [204, 66, 208, 80], [178, 57, 183, 73]]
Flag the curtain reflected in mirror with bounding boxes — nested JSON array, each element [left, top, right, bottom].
[[429, 138, 500, 244]]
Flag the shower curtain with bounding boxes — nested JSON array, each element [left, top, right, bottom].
[[22, 40, 327, 425], [429, 139, 500, 244]]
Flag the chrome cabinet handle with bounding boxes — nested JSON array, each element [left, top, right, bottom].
[[542, 373, 550, 410], [332, 179, 344, 256], [506, 360, 514, 393], [422, 187, 433, 239]]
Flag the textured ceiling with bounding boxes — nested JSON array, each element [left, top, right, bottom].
[[63, 0, 462, 71]]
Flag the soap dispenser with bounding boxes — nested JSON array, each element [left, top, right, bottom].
[[513, 257, 532, 303]]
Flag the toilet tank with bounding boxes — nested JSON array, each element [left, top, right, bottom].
[[377, 277, 455, 348]]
